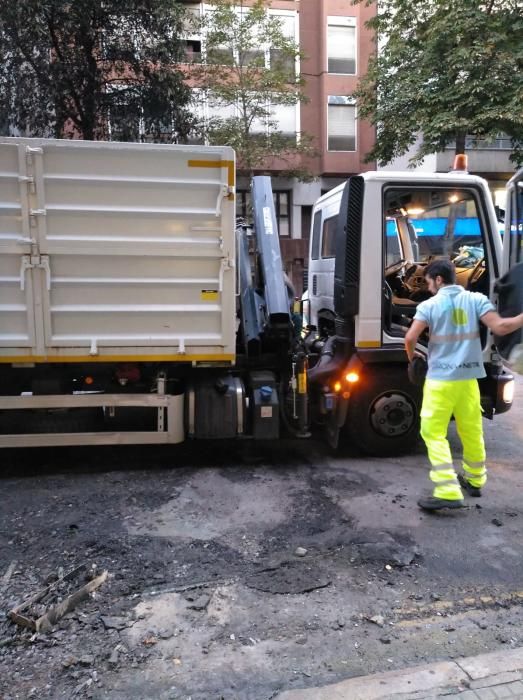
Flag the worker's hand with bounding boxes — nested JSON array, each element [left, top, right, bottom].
[[407, 355, 428, 386]]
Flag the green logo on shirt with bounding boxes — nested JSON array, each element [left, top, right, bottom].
[[452, 308, 468, 326]]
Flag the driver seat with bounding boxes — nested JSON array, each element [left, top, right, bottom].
[[384, 283, 418, 330], [391, 295, 418, 317]]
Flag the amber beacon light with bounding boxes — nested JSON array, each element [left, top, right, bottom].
[[452, 154, 468, 172]]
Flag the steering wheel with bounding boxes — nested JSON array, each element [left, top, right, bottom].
[[467, 257, 485, 289], [385, 259, 406, 277], [404, 263, 418, 281]]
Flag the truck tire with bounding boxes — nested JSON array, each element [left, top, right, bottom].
[[343, 368, 422, 457]]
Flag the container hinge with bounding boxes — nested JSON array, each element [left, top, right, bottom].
[[25, 146, 43, 165], [29, 209, 46, 227], [18, 175, 36, 193]]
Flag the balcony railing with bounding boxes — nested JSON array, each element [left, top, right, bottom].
[[446, 135, 513, 151]]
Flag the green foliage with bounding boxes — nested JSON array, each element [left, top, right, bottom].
[[352, 0, 523, 166], [0, 0, 198, 141], [192, 0, 316, 178]]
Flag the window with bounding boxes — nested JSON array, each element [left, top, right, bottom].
[[311, 211, 321, 260], [328, 96, 356, 151], [321, 216, 337, 258], [327, 17, 356, 74], [383, 187, 487, 269], [236, 190, 291, 236], [271, 103, 297, 143], [385, 219, 403, 267], [509, 180, 523, 267], [270, 13, 297, 77], [274, 191, 291, 236], [183, 4, 202, 62], [202, 7, 296, 71]]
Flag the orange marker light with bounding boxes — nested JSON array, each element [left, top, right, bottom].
[[345, 372, 359, 384], [333, 381, 342, 393], [84, 376, 94, 385]]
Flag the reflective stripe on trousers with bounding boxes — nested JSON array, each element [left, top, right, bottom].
[[420, 378, 487, 499]]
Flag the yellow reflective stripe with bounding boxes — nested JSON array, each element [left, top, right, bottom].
[[0, 354, 235, 364], [462, 459, 485, 470], [430, 331, 480, 343], [356, 340, 381, 348], [187, 159, 235, 188], [430, 462, 455, 472], [462, 462, 487, 477]]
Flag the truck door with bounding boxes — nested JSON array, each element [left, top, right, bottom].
[[495, 168, 523, 373], [0, 142, 39, 353]]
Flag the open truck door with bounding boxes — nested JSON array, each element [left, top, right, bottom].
[[495, 168, 523, 374]]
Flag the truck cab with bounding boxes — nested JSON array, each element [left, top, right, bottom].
[[304, 166, 516, 455]]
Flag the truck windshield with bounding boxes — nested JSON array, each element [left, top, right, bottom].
[[384, 187, 484, 267]]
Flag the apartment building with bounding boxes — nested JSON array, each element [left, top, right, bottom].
[[182, 1, 376, 294]]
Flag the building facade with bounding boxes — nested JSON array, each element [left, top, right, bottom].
[[182, 0, 377, 295]]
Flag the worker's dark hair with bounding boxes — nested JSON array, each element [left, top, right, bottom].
[[424, 259, 456, 284]]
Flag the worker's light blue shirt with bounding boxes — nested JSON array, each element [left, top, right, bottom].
[[414, 285, 494, 380]]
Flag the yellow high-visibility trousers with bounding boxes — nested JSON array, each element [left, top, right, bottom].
[[420, 378, 487, 500]]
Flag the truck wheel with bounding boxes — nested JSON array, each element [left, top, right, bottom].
[[344, 369, 421, 456]]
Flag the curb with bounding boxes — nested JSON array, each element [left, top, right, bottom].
[[274, 647, 523, 700]]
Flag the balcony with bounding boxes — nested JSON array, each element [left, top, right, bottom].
[[436, 135, 516, 176]]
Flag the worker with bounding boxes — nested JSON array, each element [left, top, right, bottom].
[[405, 259, 523, 511]]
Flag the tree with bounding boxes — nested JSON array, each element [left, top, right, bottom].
[[352, 0, 523, 166], [192, 0, 316, 178], [0, 0, 198, 142]]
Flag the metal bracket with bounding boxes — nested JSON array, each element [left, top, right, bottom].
[[29, 208, 46, 228], [19, 256, 32, 291], [219, 255, 234, 292], [215, 185, 234, 217], [19, 255, 51, 291], [18, 175, 36, 194]]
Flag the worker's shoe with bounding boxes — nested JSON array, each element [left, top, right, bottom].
[[458, 473, 482, 498], [417, 495, 465, 511]]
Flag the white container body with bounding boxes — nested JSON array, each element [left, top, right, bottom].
[[0, 138, 236, 364]]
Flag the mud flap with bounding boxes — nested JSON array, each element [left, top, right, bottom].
[[325, 393, 350, 449]]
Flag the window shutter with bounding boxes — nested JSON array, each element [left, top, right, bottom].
[[327, 24, 356, 74], [328, 104, 356, 151]]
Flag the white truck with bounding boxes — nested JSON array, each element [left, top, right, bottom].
[[304, 163, 522, 453], [0, 137, 521, 454]]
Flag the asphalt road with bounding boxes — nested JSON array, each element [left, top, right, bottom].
[[0, 376, 522, 700]]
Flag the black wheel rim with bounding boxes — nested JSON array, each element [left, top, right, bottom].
[[369, 391, 416, 438]]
